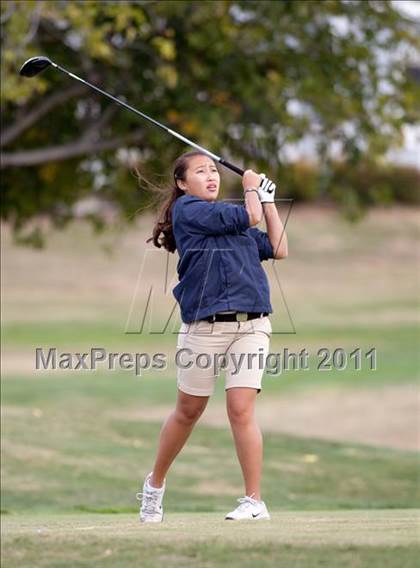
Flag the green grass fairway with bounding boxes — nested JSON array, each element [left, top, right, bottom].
[[3, 375, 419, 514], [2, 510, 419, 568]]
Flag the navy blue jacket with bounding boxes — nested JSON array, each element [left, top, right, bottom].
[[172, 194, 274, 323]]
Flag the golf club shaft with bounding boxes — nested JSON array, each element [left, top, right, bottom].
[[50, 61, 244, 176]]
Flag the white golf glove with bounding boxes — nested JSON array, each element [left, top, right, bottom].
[[258, 173, 276, 203]]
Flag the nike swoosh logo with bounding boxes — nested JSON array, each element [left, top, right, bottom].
[[252, 513, 261, 518]]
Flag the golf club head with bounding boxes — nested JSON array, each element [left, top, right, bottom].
[[19, 56, 53, 77]]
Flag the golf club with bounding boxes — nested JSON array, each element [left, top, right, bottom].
[[19, 56, 245, 176]]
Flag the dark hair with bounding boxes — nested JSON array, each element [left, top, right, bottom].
[[144, 150, 213, 253]]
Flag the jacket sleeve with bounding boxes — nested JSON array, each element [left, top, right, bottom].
[[247, 227, 274, 261], [179, 197, 250, 236]]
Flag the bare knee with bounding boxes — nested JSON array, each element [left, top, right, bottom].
[[227, 401, 254, 427], [175, 404, 205, 426], [175, 394, 208, 426]]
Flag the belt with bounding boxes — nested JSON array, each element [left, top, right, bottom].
[[201, 311, 269, 323]]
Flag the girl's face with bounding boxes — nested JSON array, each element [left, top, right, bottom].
[[178, 155, 220, 202]]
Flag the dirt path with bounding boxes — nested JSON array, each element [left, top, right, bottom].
[[114, 383, 419, 451], [254, 383, 419, 451]]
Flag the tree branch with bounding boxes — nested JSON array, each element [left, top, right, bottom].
[[1, 83, 88, 147], [22, 3, 42, 47], [0, 2, 15, 24], [0, 129, 144, 168]]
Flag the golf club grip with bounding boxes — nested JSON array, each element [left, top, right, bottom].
[[218, 159, 244, 177]]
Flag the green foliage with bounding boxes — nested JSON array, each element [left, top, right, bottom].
[[381, 164, 420, 203], [282, 160, 420, 220], [1, 0, 419, 245], [328, 160, 420, 221], [281, 161, 320, 202]]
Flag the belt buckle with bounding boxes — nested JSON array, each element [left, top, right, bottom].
[[236, 312, 248, 322]]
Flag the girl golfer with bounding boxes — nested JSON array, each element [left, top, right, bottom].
[[138, 150, 288, 522]]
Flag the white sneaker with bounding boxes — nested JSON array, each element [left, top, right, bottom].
[[225, 494, 270, 520], [136, 472, 166, 523]]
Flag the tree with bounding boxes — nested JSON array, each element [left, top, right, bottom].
[[1, 0, 419, 245]]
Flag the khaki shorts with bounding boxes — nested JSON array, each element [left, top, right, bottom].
[[175, 315, 272, 397]]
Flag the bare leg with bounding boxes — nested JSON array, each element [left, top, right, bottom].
[[226, 387, 262, 500], [150, 389, 209, 488]]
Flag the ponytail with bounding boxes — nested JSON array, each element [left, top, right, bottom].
[[145, 182, 184, 253]]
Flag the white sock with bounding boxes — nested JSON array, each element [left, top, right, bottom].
[[147, 476, 164, 491]]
